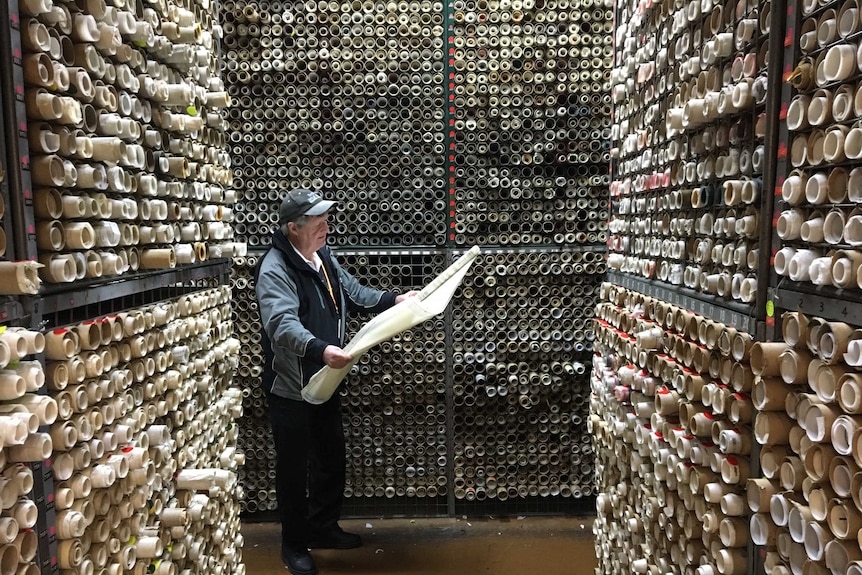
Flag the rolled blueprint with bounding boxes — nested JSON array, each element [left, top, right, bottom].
[[301, 245, 481, 404]]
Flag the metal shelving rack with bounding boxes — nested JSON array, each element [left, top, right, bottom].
[[602, 0, 787, 573], [0, 67, 24, 326], [766, 0, 862, 328], [38, 259, 232, 326], [771, 282, 862, 325], [607, 0, 788, 342], [0, 4, 237, 571], [0, 2, 56, 572], [0, 0, 37, 266], [606, 269, 763, 336], [767, 0, 801, 334]]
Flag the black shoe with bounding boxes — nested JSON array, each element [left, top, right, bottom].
[[308, 526, 362, 549], [282, 547, 317, 575]]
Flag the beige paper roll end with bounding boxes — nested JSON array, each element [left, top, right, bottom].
[[750, 342, 789, 376], [140, 249, 176, 270], [0, 262, 43, 295]]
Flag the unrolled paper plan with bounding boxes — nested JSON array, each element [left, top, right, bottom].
[[301, 245, 481, 404]]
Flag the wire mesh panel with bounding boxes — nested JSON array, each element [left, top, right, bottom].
[[450, 249, 603, 515], [338, 250, 450, 517], [231, 255, 273, 515], [233, 250, 451, 518], [220, 1, 449, 250], [449, 0, 613, 250]]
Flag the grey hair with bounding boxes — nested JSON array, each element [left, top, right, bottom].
[[282, 215, 309, 235]]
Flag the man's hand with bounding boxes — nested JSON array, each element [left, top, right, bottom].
[[323, 345, 353, 369], [396, 290, 420, 303]]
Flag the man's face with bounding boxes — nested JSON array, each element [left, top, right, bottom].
[[291, 212, 331, 253]]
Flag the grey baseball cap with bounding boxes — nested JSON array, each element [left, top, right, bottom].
[[278, 189, 337, 224]]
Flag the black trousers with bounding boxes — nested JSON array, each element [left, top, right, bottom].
[[268, 392, 346, 548]]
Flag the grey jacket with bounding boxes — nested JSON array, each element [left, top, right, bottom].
[[255, 230, 397, 400]]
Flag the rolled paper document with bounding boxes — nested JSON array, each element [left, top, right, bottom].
[[831, 415, 861, 456], [824, 43, 857, 82], [808, 317, 828, 354], [0, 262, 41, 295], [7, 433, 51, 462], [813, 362, 844, 403], [0, 337, 23, 369], [55, 509, 85, 539], [57, 539, 83, 570], [805, 172, 829, 205], [782, 311, 809, 346], [135, 536, 163, 559], [16, 394, 57, 425], [838, 373, 862, 413], [847, 215, 862, 246], [206, 91, 231, 107], [753, 377, 791, 411], [720, 455, 751, 485], [715, 548, 746, 575], [825, 540, 862, 575], [820, 322, 854, 364], [0, 417, 28, 449], [0, 373, 25, 401], [635, 327, 662, 350], [807, 483, 838, 522], [160, 508, 188, 527], [828, 456, 857, 497], [803, 401, 841, 442], [174, 468, 233, 490], [751, 342, 789, 376], [194, 242, 208, 261], [845, 334, 862, 367], [778, 209, 806, 239], [789, 249, 820, 281], [828, 167, 850, 202], [93, 221, 121, 248], [747, 478, 778, 513], [824, 209, 847, 244], [832, 250, 862, 288], [302, 246, 481, 404], [49, 420, 77, 451], [755, 411, 795, 445], [174, 244, 196, 265], [4, 330, 43, 358], [75, 321, 102, 352], [774, 247, 797, 276], [140, 249, 176, 269], [731, 333, 754, 362], [720, 492, 747, 517], [809, 256, 834, 285], [750, 512, 778, 546], [851, 471, 862, 515], [44, 329, 79, 361], [779, 348, 814, 385], [38, 254, 76, 283], [804, 522, 833, 561]]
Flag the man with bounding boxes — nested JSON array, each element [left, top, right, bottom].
[[255, 189, 416, 575]]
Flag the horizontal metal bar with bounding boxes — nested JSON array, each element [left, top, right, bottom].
[[606, 271, 760, 334], [771, 282, 862, 326], [40, 259, 231, 314], [335, 248, 449, 257], [252, 245, 608, 258], [0, 299, 25, 325], [451, 244, 609, 255]]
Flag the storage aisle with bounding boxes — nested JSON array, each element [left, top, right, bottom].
[[242, 517, 598, 575]]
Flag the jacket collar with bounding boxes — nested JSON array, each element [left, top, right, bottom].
[[271, 229, 330, 275]]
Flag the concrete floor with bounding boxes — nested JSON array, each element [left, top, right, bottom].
[[242, 517, 598, 575]]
